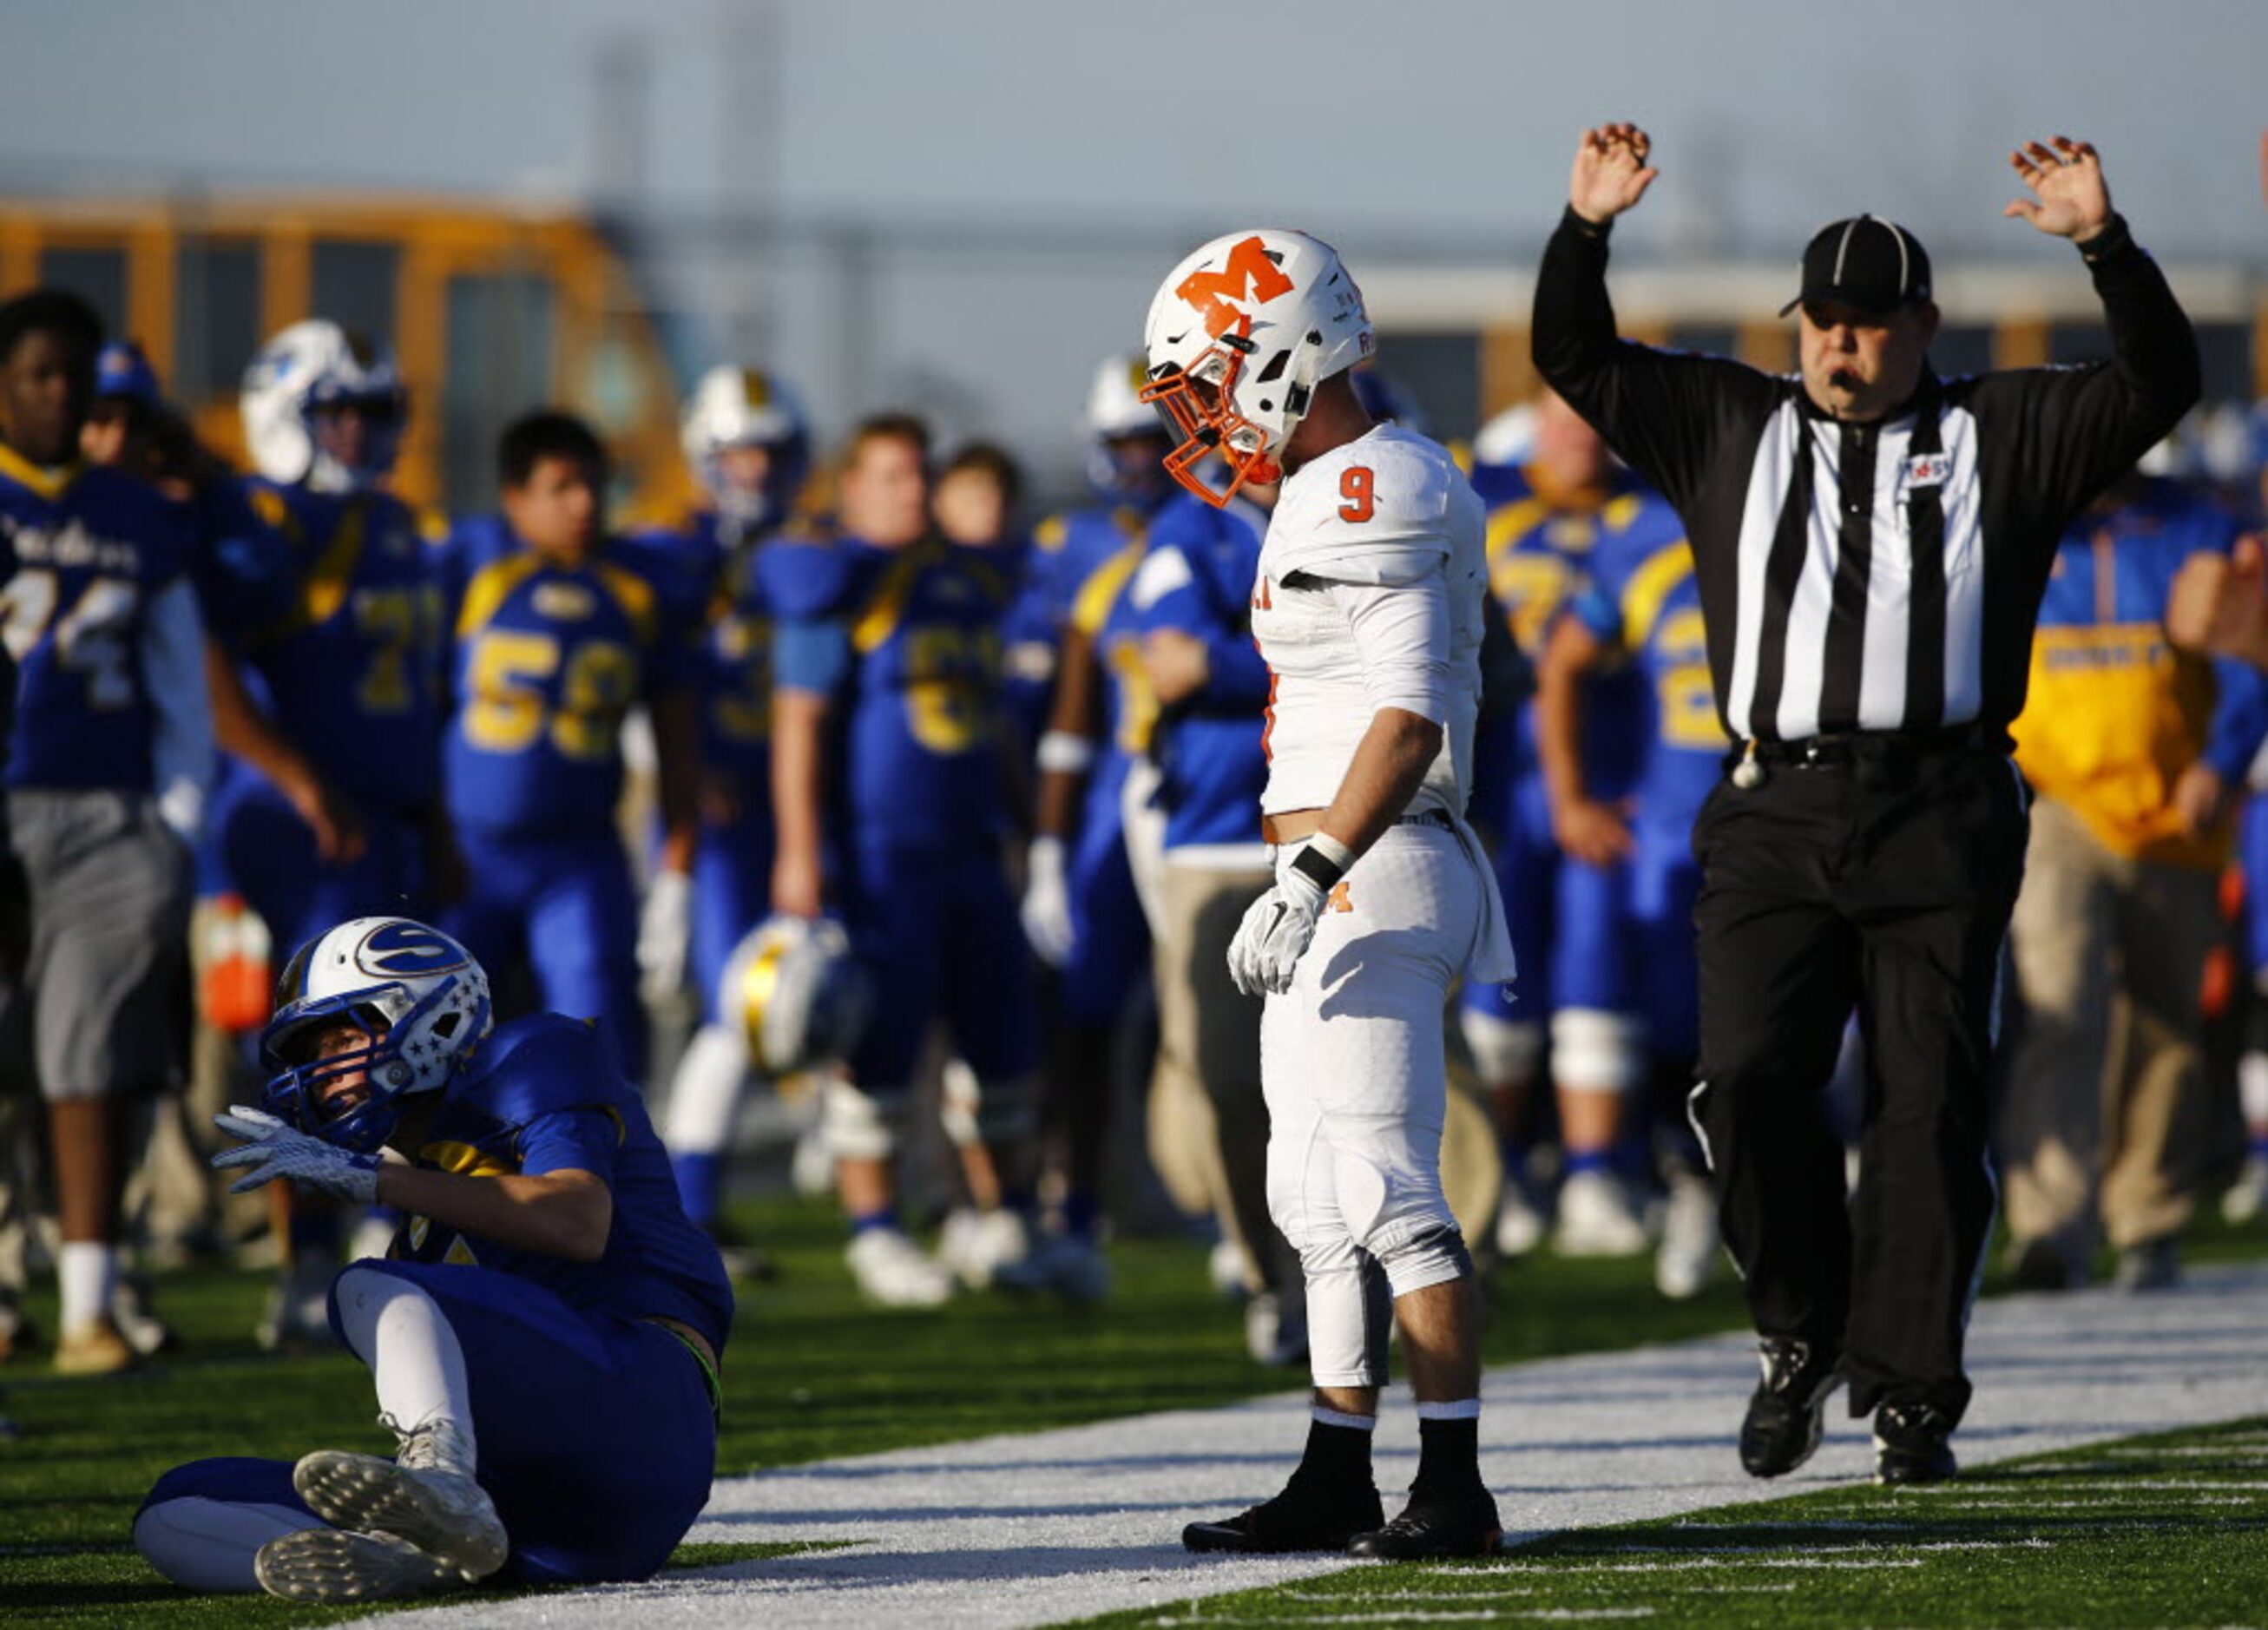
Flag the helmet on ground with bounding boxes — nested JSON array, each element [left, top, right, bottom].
[[722, 915, 871, 1077], [260, 918, 493, 1154], [240, 319, 405, 492], [1141, 228, 1373, 506], [680, 365, 810, 532]]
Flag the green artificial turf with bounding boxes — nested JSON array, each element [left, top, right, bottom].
[[1, 1192, 2262, 1626], [1066, 1416, 2268, 1629]]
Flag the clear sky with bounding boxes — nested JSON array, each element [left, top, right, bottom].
[[6, 0, 2262, 477]]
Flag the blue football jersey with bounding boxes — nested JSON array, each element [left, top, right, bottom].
[[0, 448, 200, 792], [999, 506, 1150, 758], [767, 535, 1013, 851], [1568, 496, 1727, 836], [1133, 493, 1272, 851], [442, 527, 695, 840], [388, 1013, 734, 1353], [234, 479, 446, 814], [624, 513, 776, 802], [1474, 465, 1650, 816]]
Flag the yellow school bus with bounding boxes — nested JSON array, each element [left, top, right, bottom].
[[0, 194, 695, 519]]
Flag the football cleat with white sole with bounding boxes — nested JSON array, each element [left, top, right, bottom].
[[2221, 1154, 2268, 1225], [255, 1525, 460, 1601], [1494, 1174, 1548, 1259], [937, 1207, 1036, 1290], [290, 1416, 507, 1585], [846, 1226, 956, 1307], [1004, 1231, 1111, 1302], [1653, 1172, 1719, 1300], [1553, 1169, 1651, 1258], [1209, 1238, 1256, 1299], [1244, 1290, 1310, 1368]]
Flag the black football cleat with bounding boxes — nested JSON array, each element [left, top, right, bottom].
[[1874, 1402, 1958, 1486], [1347, 1484, 1502, 1560], [1183, 1472, 1384, 1554], [1739, 1338, 1844, 1478]]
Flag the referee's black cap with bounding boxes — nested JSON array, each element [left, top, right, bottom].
[[1779, 216, 1933, 318]]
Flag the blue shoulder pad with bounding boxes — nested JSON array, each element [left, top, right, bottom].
[[760, 537, 859, 621], [455, 1014, 628, 1131]]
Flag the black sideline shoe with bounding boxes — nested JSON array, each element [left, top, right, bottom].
[[1183, 1473, 1384, 1554], [1739, 1338, 1844, 1477], [1347, 1483, 1502, 1560], [1874, 1402, 1958, 1485]]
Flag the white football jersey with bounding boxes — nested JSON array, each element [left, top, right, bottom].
[[1250, 423, 1489, 818]]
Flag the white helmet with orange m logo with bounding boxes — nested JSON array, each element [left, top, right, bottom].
[[1141, 229, 1373, 506]]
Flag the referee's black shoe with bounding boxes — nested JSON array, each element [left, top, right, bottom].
[[1874, 1402, 1958, 1486], [1182, 1472, 1383, 1554], [1346, 1483, 1502, 1559], [1739, 1338, 1844, 1478]]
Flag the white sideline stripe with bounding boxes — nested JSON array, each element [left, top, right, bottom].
[[352, 1263, 2268, 1630]]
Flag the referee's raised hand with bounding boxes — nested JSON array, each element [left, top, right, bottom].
[[2003, 135, 2113, 240], [1568, 123, 1659, 227]]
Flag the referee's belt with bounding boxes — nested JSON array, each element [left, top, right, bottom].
[[1744, 722, 2005, 774]]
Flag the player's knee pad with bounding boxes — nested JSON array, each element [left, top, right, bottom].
[[1551, 1007, 1647, 1094], [1367, 1221, 1476, 1299], [820, 1075, 903, 1160], [1298, 1231, 1381, 1390], [1461, 1008, 1543, 1090], [135, 1458, 321, 1594]]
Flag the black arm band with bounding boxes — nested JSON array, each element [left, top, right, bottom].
[[1291, 844, 1346, 893]]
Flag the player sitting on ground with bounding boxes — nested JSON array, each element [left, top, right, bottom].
[[133, 917, 733, 1601]]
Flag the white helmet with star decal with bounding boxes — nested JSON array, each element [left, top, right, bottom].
[[259, 917, 494, 1153]]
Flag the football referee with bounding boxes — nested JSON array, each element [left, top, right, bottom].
[[1533, 125, 2199, 1485]]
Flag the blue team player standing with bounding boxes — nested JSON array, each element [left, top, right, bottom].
[[215, 320, 451, 979], [641, 366, 810, 1242], [1462, 388, 1654, 1259], [210, 320, 455, 1344], [769, 413, 1043, 1305], [0, 289, 213, 1377], [1535, 494, 1729, 1298], [132, 916, 730, 1600], [437, 412, 701, 1081]]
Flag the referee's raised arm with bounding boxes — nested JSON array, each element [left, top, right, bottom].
[[1531, 124, 1778, 514], [1985, 136, 2201, 523]]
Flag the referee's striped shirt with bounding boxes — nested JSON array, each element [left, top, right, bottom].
[[1533, 209, 2199, 746]]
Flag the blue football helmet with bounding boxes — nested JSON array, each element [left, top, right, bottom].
[[260, 917, 494, 1154]]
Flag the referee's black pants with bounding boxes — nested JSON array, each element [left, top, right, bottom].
[[1689, 741, 2028, 1425]]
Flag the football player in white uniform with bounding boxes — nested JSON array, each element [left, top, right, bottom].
[[1146, 230, 1515, 1559]]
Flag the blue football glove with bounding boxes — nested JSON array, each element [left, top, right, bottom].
[[211, 1106, 383, 1204]]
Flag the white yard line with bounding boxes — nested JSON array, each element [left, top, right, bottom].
[[356, 1261, 2268, 1630]]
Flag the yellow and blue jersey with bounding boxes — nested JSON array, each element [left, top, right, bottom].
[[624, 512, 774, 800], [235, 478, 446, 815], [388, 1012, 734, 1354], [767, 534, 1013, 851], [440, 523, 694, 841], [1471, 462, 1649, 824], [2012, 478, 2268, 869], [0, 447, 199, 792], [1133, 492, 1272, 851], [1567, 495, 1726, 838], [1001, 504, 1149, 754]]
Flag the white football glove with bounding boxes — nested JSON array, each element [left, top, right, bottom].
[[637, 866, 694, 1001], [210, 1106, 384, 1203], [1226, 864, 1331, 998], [1020, 836, 1075, 969]]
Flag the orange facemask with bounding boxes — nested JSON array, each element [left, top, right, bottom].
[[1139, 329, 1282, 509]]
